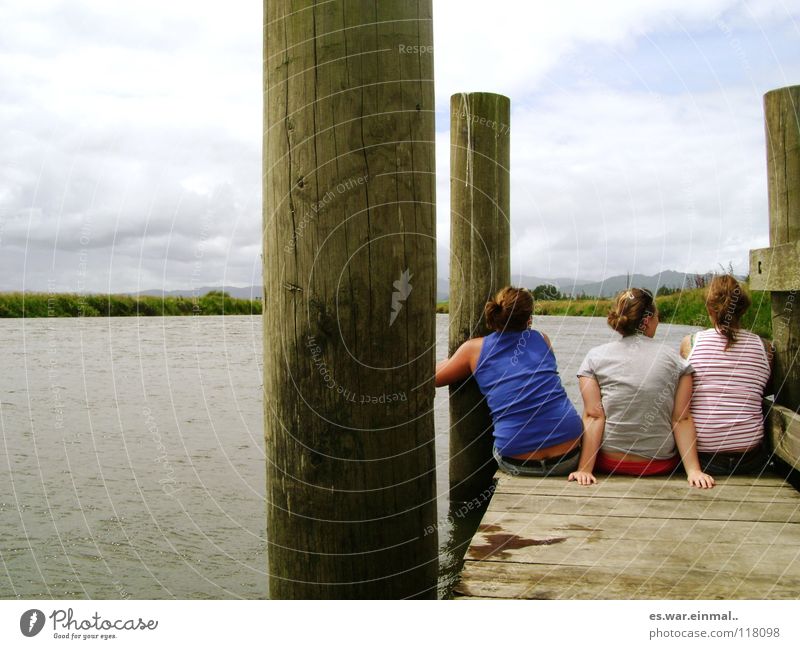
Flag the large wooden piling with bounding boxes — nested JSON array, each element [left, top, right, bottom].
[[448, 92, 511, 503], [263, 1, 438, 598], [750, 84, 800, 469]]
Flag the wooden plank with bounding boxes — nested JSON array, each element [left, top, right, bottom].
[[465, 530, 800, 571], [487, 491, 800, 523], [477, 512, 800, 545], [495, 475, 798, 503], [498, 483, 799, 502], [749, 242, 800, 291], [497, 472, 790, 489], [456, 474, 800, 599], [766, 400, 800, 470], [457, 562, 800, 599]]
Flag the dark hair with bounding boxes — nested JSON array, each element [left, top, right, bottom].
[[706, 274, 750, 350], [607, 288, 656, 336], [484, 286, 533, 332]]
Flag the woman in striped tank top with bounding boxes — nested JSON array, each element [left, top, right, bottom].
[[680, 275, 773, 475]]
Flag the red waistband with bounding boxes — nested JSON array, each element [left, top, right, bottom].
[[595, 452, 680, 476]]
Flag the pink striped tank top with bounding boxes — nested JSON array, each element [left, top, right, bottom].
[[687, 328, 770, 452]]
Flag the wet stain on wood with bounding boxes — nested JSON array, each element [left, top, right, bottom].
[[469, 529, 567, 560]]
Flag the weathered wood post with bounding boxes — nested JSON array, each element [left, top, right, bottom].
[[263, 1, 438, 598], [448, 92, 511, 502], [750, 84, 800, 469]]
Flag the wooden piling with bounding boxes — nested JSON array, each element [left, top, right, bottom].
[[750, 84, 800, 469], [263, 0, 438, 598], [448, 92, 511, 503]]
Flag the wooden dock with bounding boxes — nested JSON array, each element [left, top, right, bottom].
[[455, 473, 800, 599]]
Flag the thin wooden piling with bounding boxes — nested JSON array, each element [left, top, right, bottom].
[[263, 1, 438, 598], [449, 92, 511, 503], [750, 84, 800, 469]]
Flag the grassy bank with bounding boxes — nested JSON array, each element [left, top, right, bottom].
[[0, 291, 262, 318], [438, 288, 773, 338], [655, 288, 771, 338], [11, 289, 771, 336]]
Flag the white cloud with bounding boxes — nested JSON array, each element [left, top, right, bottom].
[[433, 0, 799, 282], [0, 0, 262, 292], [503, 85, 771, 280], [0, 0, 797, 291], [432, 0, 748, 109]]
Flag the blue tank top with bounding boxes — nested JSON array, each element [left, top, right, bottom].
[[473, 329, 582, 456]]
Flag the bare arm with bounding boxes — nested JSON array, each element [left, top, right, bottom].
[[435, 338, 482, 388], [679, 334, 692, 360], [671, 373, 714, 489], [568, 376, 605, 486], [762, 338, 775, 396]]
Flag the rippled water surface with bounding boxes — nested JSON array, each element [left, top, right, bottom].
[[0, 314, 700, 598]]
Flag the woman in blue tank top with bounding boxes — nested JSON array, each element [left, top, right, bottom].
[[435, 287, 583, 476]]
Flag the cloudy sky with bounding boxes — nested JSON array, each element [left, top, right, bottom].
[[1, 0, 798, 293]]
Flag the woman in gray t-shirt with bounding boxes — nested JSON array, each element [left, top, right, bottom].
[[568, 288, 714, 488]]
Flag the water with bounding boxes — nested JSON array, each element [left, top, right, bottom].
[[0, 314, 700, 599]]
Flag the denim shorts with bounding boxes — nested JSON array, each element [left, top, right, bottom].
[[492, 445, 580, 477], [698, 445, 769, 476]]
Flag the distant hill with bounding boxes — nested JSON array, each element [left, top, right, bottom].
[[512, 274, 593, 297], [139, 270, 715, 303], [137, 285, 262, 300], [436, 270, 712, 300], [436, 275, 592, 302], [560, 270, 713, 298]]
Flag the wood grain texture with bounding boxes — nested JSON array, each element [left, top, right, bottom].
[[487, 491, 799, 522], [761, 85, 800, 414], [766, 399, 800, 470], [764, 86, 800, 245], [457, 562, 800, 599], [749, 241, 800, 291], [477, 511, 800, 544], [456, 474, 800, 599], [448, 92, 511, 502], [494, 472, 798, 501], [263, 0, 438, 598]]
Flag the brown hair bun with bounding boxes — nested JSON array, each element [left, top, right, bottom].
[[484, 286, 533, 332], [607, 309, 629, 332]]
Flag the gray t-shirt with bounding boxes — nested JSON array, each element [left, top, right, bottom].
[[577, 335, 694, 459]]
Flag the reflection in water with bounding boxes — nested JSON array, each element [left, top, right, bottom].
[[0, 313, 702, 598], [437, 494, 495, 599]]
